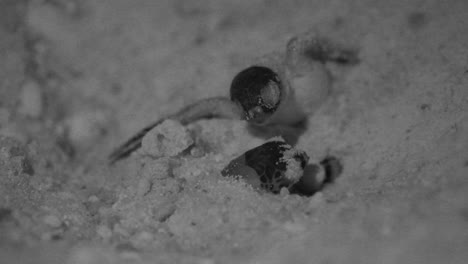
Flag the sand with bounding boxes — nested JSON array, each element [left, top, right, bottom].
[[0, 0, 467, 263]]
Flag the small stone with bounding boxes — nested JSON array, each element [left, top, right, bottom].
[[88, 195, 99, 202], [96, 225, 113, 240], [43, 214, 61, 228]]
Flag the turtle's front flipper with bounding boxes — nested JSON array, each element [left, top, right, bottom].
[[108, 96, 242, 164], [286, 33, 360, 68]]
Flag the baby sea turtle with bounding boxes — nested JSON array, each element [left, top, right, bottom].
[[109, 33, 358, 164], [221, 139, 309, 193], [221, 139, 343, 194]]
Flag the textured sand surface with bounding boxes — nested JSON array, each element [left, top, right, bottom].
[[0, 0, 467, 263]]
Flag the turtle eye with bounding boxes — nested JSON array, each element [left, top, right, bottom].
[[257, 97, 263, 105], [246, 106, 265, 122], [260, 79, 281, 110]]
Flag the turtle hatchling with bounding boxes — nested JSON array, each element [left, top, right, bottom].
[[222, 139, 309, 193]]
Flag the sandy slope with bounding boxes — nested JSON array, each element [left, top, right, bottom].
[[0, 0, 467, 263]]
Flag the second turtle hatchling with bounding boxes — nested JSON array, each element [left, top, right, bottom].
[[221, 139, 309, 193]]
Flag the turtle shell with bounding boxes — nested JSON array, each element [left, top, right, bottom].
[[243, 140, 309, 193]]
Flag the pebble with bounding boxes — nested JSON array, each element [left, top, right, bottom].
[[96, 225, 113, 240], [18, 80, 43, 118], [43, 214, 62, 228], [87, 195, 99, 202]]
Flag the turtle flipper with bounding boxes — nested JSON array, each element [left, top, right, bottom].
[[222, 139, 309, 193]]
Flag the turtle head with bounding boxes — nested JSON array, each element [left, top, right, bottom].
[[230, 66, 282, 125]]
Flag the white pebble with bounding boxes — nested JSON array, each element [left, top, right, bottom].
[[87, 195, 99, 202], [96, 225, 113, 240], [43, 214, 61, 228]]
